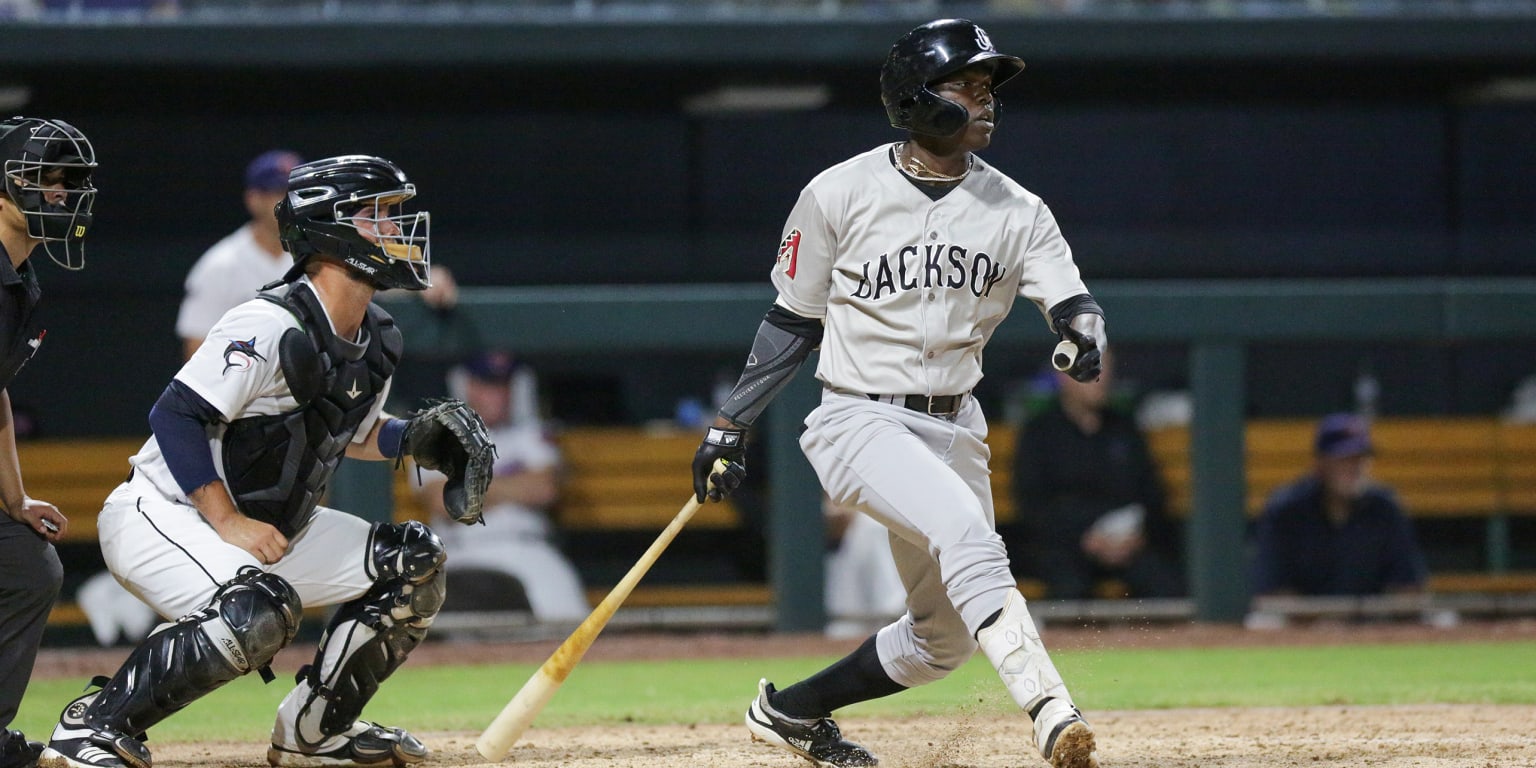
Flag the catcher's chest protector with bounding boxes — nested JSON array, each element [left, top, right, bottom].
[[222, 283, 403, 537]]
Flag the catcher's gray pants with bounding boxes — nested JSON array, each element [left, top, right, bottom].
[[0, 515, 63, 731]]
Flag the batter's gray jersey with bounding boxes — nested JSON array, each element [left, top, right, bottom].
[[771, 143, 1087, 397]]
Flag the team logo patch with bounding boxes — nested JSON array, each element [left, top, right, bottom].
[[777, 229, 802, 279], [222, 337, 266, 374]]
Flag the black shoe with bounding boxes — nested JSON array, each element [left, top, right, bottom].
[[744, 679, 877, 768], [0, 729, 44, 768], [38, 689, 150, 768], [266, 720, 428, 767]]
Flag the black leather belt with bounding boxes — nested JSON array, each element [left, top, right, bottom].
[[867, 393, 965, 417]]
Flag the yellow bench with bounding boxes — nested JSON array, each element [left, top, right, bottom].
[[31, 416, 1536, 630], [390, 425, 738, 530], [991, 417, 1536, 522], [16, 436, 141, 542]]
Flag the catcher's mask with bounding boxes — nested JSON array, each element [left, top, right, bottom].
[[0, 116, 98, 270], [273, 154, 430, 292], [880, 19, 1025, 138]]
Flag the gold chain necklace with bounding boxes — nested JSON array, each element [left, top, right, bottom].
[[896, 142, 971, 184]]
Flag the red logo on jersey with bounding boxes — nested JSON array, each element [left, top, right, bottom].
[[777, 229, 802, 279]]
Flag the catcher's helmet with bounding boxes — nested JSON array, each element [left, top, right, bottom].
[[0, 116, 97, 270], [880, 19, 1025, 138], [274, 155, 430, 292]]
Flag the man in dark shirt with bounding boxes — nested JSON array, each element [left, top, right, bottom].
[[1006, 353, 1185, 600], [1250, 412, 1428, 597], [0, 116, 97, 768]]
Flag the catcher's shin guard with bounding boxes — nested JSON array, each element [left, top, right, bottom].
[[273, 522, 445, 748], [975, 588, 1071, 713], [72, 568, 302, 739]]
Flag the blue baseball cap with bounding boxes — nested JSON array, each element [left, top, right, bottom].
[[244, 149, 302, 192], [461, 349, 516, 383], [1315, 412, 1374, 458]]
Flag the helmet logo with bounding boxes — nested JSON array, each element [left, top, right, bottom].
[[345, 256, 379, 275], [974, 26, 994, 52]]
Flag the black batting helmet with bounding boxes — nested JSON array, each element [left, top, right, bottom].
[[273, 155, 431, 292], [0, 116, 97, 270], [880, 19, 1025, 138]]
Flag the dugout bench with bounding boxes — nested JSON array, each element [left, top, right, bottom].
[[32, 417, 1536, 631]]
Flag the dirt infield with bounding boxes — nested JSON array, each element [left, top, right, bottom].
[[33, 620, 1536, 767], [89, 703, 1536, 767]]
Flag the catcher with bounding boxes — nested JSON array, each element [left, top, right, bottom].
[[39, 155, 495, 768]]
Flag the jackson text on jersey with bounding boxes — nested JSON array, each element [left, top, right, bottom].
[[849, 243, 1009, 301]]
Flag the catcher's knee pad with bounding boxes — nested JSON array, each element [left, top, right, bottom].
[[205, 567, 305, 672], [976, 588, 1069, 712], [370, 521, 446, 584], [79, 567, 301, 738], [368, 521, 447, 625]]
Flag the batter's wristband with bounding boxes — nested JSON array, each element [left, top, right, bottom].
[[704, 427, 746, 448]]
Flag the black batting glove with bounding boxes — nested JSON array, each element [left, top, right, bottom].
[[692, 426, 748, 503], [1054, 315, 1104, 383]]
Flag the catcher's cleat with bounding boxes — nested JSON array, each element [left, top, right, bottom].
[[1030, 697, 1098, 768], [744, 679, 878, 768], [266, 721, 427, 768], [38, 688, 149, 768], [0, 729, 45, 768]]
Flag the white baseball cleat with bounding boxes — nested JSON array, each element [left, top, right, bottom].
[[1031, 697, 1098, 768], [266, 720, 427, 768]]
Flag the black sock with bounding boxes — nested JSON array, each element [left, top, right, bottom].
[[770, 634, 906, 719], [976, 607, 1003, 636]]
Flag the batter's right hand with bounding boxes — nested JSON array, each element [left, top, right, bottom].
[[1054, 314, 1105, 383], [215, 516, 290, 565], [693, 426, 748, 503]]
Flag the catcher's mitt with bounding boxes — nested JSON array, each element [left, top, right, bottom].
[[400, 399, 497, 525]]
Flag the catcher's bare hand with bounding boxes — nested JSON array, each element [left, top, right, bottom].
[[403, 399, 497, 525], [214, 516, 289, 565], [692, 426, 747, 503]]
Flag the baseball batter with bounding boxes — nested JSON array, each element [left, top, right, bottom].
[[39, 155, 494, 768], [691, 19, 1103, 768]]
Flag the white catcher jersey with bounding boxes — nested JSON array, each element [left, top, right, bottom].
[[772, 143, 1088, 397], [131, 278, 392, 504]]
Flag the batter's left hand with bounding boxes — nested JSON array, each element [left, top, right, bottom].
[[10, 496, 66, 542], [692, 426, 747, 503]]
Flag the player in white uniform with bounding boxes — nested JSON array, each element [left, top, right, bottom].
[[174, 150, 302, 361], [691, 19, 1103, 768], [40, 155, 479, 768]]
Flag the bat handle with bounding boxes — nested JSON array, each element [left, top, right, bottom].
[[1052, 339, 1078, 372]]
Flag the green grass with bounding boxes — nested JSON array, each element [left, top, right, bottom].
[[14, 641, 1535, 743]]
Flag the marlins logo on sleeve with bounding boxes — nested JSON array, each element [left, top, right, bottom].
[[222, 337, 266, 374]]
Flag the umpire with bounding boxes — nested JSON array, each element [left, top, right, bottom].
[[0, 116, 98, 768]]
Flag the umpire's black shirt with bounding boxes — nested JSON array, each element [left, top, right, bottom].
[[0, 244, 45, 391]]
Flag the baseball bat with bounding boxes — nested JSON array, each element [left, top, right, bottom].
[[474, 466, 720, 760], [1051, 339, 1078, 372]]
